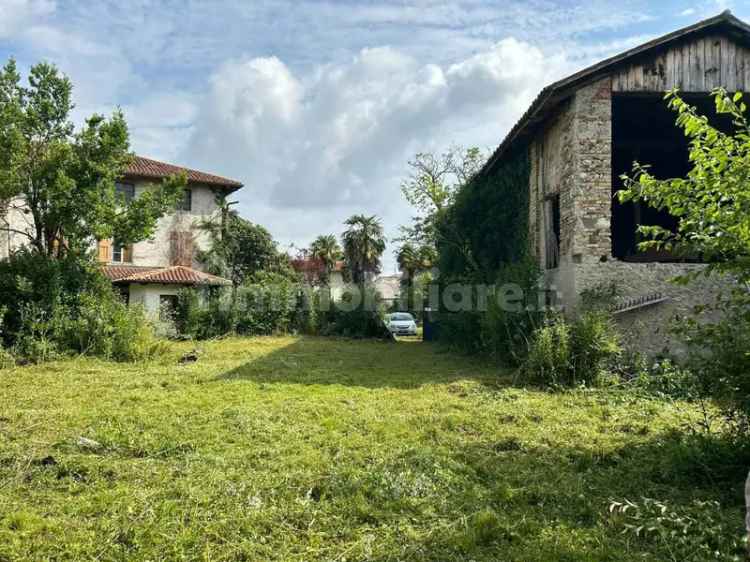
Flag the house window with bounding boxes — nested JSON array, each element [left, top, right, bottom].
[[115, 182, 135, 204], [176, 188, 192, 212], [544, 194, 560, 269], [159, 295, 178, 321], [111, 241, 133, 263]]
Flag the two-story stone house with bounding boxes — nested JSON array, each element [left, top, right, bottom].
[[1, 155, 242, 315]]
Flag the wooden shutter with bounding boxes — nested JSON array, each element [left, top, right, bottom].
[[170, 231, 194, 266], [97, 239, 111, 263], [122, 244, 133, 263]]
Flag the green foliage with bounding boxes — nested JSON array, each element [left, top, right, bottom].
[[199, 205, 292, 286], [316, 288, 392, 339], [632, 358, 701, 401], [175, 273, 313, 339], [522, 311, 621, 388], [438, 145, 530, 282], [0, 251, 163, 362], [342, 214, 386, 284], [619, 89, 750, 282], [608, 497, 744, 561], [0, 58, 184, 258], [677, 291, 750, 426], [308, 234, 343, 284]]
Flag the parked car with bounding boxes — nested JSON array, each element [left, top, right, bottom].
[[385, 312, 418, 336]]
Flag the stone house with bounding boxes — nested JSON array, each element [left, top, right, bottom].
[[479, 11, 747, 350], [1, 155, 242, 315]]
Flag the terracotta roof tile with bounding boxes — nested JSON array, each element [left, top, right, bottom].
[[124, 156, 243, 190], [103, 265, 231, 286]]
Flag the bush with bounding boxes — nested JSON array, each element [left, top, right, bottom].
[[0, 251, 165, 363], [678, 291, 750, 428], [316, 286, 392, 339], [522, 311, 621, 388], [436, 258, 543, 363], [632, 358, 700, 400]]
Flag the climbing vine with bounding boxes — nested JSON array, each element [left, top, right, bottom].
[[437, 144, 531, 283]]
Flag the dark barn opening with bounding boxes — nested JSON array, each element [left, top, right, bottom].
[[611, 93, 732, 261]]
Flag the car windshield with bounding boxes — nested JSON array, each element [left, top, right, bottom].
[[390, 313, 414, 322]]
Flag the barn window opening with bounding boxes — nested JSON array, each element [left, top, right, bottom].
[[544, 194, 560, 269], [611, 93, 732, 262]]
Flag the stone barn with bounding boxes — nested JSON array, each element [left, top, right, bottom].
[[479, 10, 748, 351]]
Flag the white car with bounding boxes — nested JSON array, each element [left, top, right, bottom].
[[385, 312, 418, 336]]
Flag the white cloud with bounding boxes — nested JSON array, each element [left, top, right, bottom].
[[180, 38, 574, 270], [0, 0, 55, 38]]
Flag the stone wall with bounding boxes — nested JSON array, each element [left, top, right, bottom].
[[574, 261, 730, 355], [529, 76, 736, 353]]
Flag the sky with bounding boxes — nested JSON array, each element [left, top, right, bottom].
[[1, 0, 747, 272]]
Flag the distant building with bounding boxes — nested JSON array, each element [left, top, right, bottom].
[[374, 274, 402, 306], [290, 258, 347, 300]]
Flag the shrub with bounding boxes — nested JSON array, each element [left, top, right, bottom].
[[678, 291, 750, 428], [522, 311, 621, 388], [435, 258, 543, 362], [317, 286, 392, 339], [0, 252, 165, 363], [632, 358, 700, 401]]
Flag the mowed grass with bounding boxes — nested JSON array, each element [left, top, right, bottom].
[[0, 336, 743, 561]]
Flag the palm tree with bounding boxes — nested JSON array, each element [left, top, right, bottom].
[[309, 234, 343, 284], [342, 214, 386, 286], [396, 243, 421, 287]]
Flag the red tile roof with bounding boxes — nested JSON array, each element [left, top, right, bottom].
[[103, 265, 231, 286], [124, 156, 243, 191]]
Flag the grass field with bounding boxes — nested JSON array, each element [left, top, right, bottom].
[[0, 336, 744, 561]]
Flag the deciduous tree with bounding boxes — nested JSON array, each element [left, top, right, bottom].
[[0, 59, 184, 259]]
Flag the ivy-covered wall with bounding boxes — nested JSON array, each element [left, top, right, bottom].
[[437, 145, 531, 284]]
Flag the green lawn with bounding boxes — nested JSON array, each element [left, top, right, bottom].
[[0, 336, 744, 561]]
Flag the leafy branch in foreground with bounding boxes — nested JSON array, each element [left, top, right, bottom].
[[619, 88, 750, 283]]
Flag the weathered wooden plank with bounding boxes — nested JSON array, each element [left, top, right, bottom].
[[682, 42, 692, 90], [645, 52, 665, 91], [612, 68, 624, 92], [743, 46, 750, 92], [666, 47, 676, 90], [672, 44, 682, 89], [737, 46, 747, 92], [633, 64, 643, 92], [705, 36, 720, 90], [691, 38, 705, 92], [726, 37, 737, 91], [720, 36, 730, 89]]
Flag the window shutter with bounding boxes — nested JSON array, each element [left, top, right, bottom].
[[123, 244, 133, 263], [170, 232, 193, 266], [98, 239, 111, 263]]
